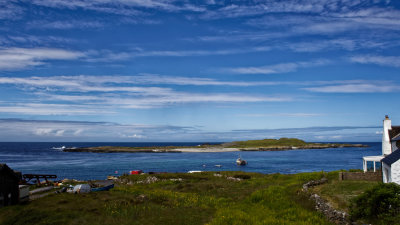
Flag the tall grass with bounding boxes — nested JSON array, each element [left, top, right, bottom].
[[0, 171, 332, 225]]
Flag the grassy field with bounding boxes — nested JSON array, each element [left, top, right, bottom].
[[311, 179, 380, 211], [0, 171, 339, 225], [226, 138, 367, 149], [227, 138, 308, 148]]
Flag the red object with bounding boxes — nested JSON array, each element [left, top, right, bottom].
[[129, 170, 143, 175]]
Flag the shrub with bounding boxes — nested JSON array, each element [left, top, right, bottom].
[[350, 183, 400, 224], [233, 174, 251, 180], [348, 169, 363, 172]]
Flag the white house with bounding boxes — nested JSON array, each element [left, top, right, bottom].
[[362, 116, 400, 184], [380, 115, 400, 183], [363, 115, 400, 184]]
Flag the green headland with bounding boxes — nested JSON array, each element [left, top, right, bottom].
[[63, 138, 367, 153]]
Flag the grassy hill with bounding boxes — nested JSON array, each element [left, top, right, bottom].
[[227, 138, 308, 148]]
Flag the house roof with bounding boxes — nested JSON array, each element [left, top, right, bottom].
[[389, 126, 400, 141], [382, 149, 400, 166], [0, 164, 20, 180]]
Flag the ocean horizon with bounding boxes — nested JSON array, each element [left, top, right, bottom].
[[0, 142, 382, 181]]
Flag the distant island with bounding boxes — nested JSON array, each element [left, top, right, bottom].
[[63, 138, 368, 153]]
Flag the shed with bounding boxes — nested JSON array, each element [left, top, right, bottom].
[[0, 164, 21, 207]]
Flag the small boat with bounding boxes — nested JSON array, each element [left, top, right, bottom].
[[91, 184, 114, 192], [107, 175, 119, 180], [71, 184, 91, 194], [236, 156, 247, 166], [215, 165, 222, 168], [129, 170, 143, 175], [188, 170, 202, 173]]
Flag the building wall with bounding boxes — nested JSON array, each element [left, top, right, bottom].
[[391, 141, 398, 152], [0, 173, 19, 207], [391, 160, 400, 184], [339, 172, 382, 181], [382, 162, 391, 183]]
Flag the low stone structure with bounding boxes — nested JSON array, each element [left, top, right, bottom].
[[339, 172, 382, 182], [302, 178, 349, 225]]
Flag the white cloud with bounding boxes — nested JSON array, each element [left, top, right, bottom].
[[0, 118, 382, 142], [239, 113, 322, 118], [130, 46, 272, 58], [0, 103, 115, 115], [225, 59, 329, 75], [350, 55, 400, 67], [0, 75, 294, 115], [303, 83, 400, 93], [0, 74, 281, 89], [0, 46, 276, 71], [31, 0, 206, 15], [29, 20, 104, 30], [0, 47, 85, 70], [0, 1, 25, 20]]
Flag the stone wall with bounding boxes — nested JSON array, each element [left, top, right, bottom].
[[302, 178, 349, 225], [339, 172, 382, 181]]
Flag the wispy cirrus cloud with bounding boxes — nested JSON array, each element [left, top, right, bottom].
[[0, 103, 115, 115], [132, 46, 271, 57], [31, 0, 206, 15], [0, 74, 293, 115], [238, 113, 323, 118], [303, 81, 400, 93], [0, 1, 25, 20], [0, 118, 382, 142], [350, 55, 400, 68], [224, 59, 329, 75], [0, 46, 276, 71], [0, 118, 198, 141], [286, 39, 393, 52], [28, 20, 104, 30], [0, 74, 281, 88], [0, 47, 85, 70]]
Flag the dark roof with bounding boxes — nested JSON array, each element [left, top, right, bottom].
[[382, 149, 400, 166], [389, 126, 400, 141], [0, 164, 20, 180], [0, 164, 10, 172]]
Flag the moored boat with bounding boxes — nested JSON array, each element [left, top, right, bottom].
[[236, 156, 247, 165]]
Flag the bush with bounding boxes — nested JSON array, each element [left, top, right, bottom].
[[350, 183, 400, 224], [234, 174, 251, 180]]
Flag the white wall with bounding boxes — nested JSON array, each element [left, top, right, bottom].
[[391, 160, 400, 185], [382, 162, 391, 183], [392, 141, 399, 152]]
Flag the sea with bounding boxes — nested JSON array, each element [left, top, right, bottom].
[[0, 142, 382, 181]]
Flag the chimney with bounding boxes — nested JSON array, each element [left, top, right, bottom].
[[382, 115, 392, 155]]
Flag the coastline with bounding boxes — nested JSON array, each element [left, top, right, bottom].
[[63, 143, 368, 153]]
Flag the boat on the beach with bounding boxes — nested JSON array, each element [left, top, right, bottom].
[[236, 156, 247, 166], [92, 184, 114, 192]]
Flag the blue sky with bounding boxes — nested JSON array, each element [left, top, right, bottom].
[[0, 0, 399, 142]]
